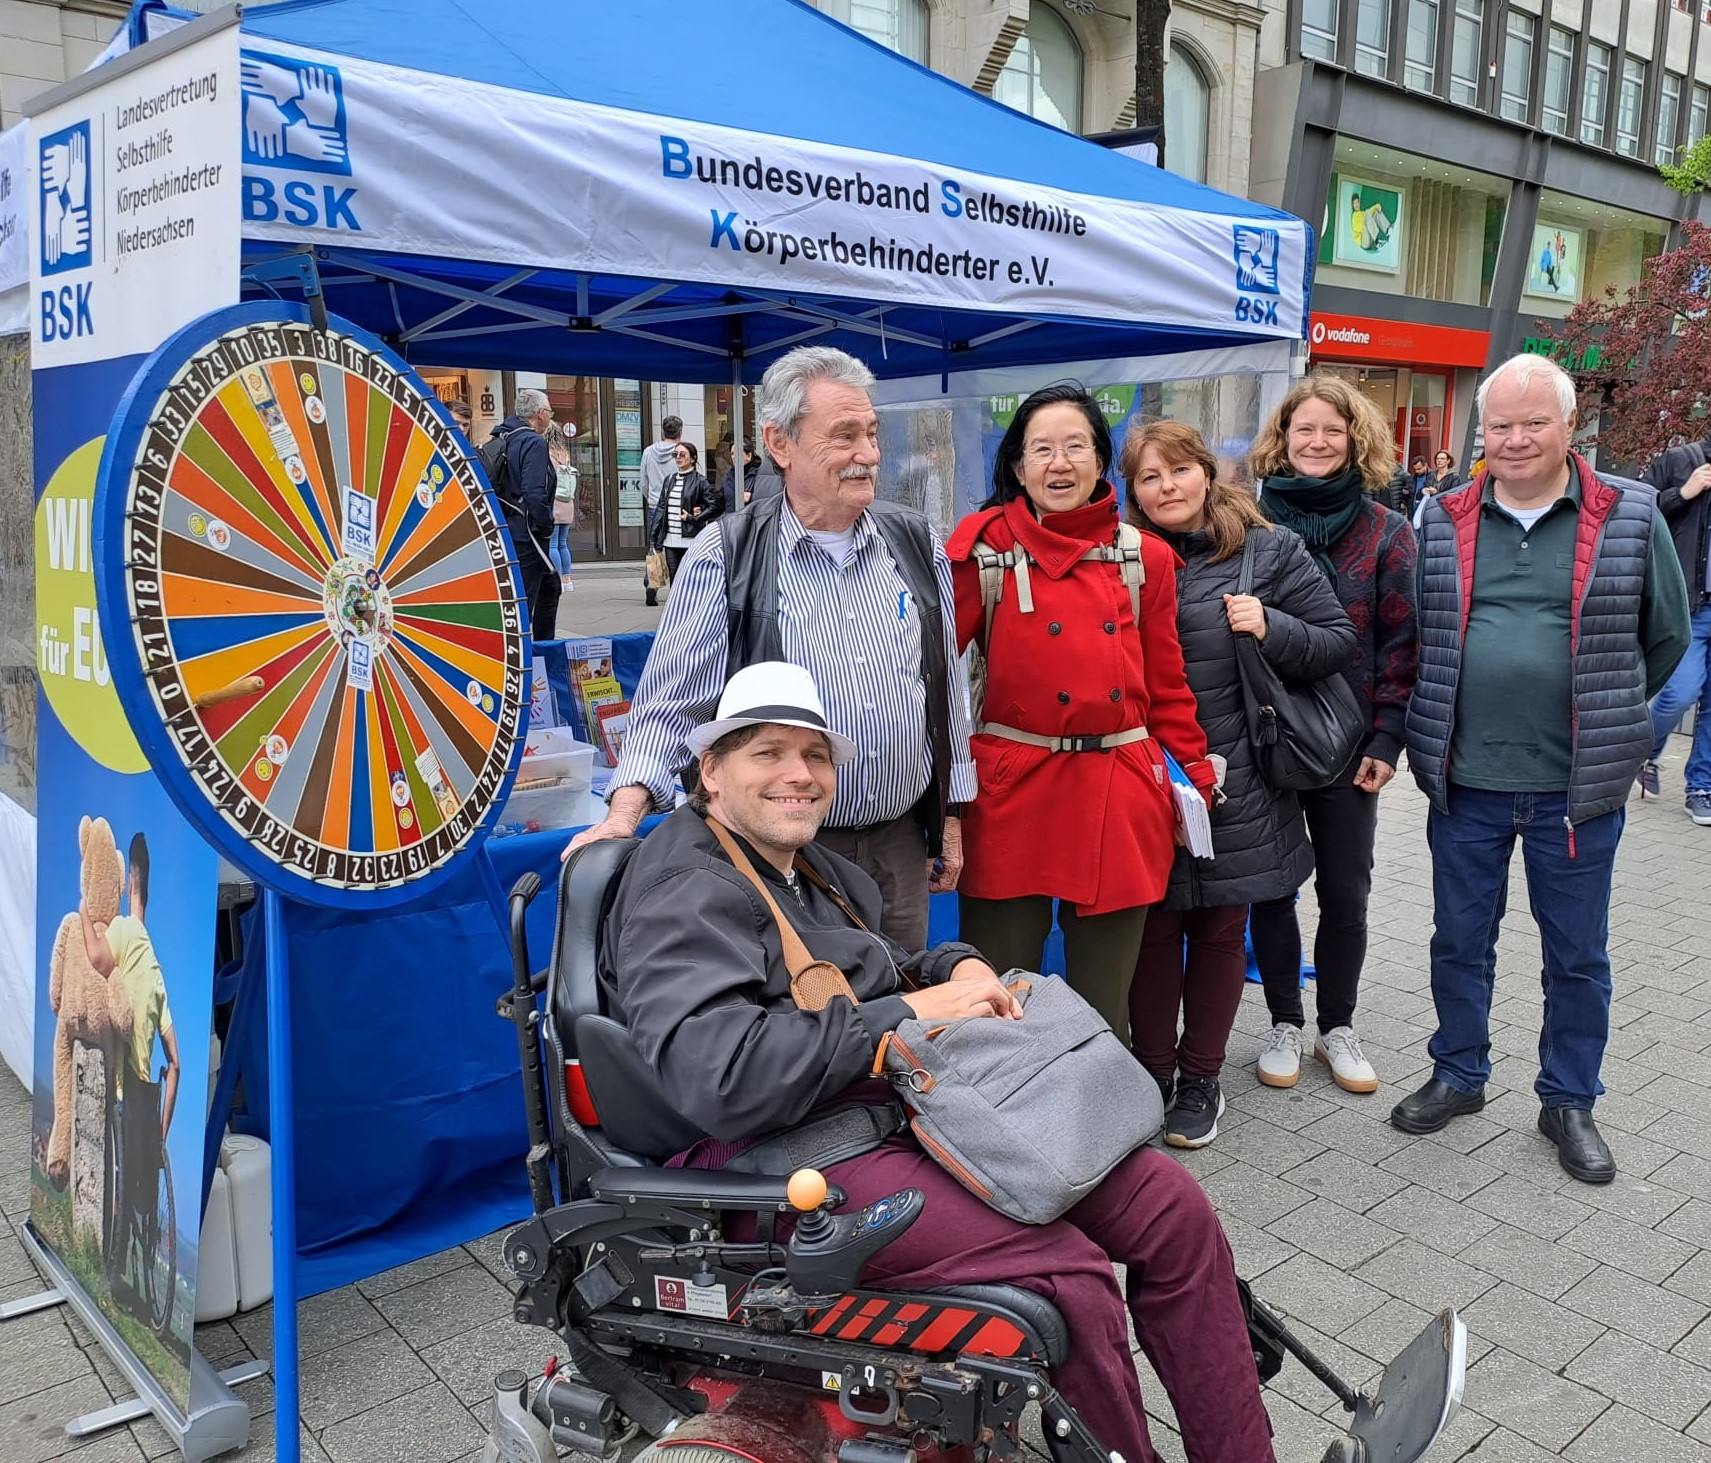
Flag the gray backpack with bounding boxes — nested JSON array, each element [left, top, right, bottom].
[[875, 972, 1165, 1225]]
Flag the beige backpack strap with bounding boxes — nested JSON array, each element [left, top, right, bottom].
[[1114, 521, 1145, 628], [706, 817, 860, 1012]]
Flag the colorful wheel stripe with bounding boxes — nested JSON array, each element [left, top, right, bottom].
[[96, 303, 527, 909]]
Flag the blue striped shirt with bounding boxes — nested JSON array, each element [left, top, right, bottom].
[[613, 498, 977, 827]]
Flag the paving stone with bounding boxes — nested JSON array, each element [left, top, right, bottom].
[[1297, 1105, 1414, 1165], [1353, 1238, 1497, 1314], [1462, 1346, 1610, 1453], [319, 1381, 484, 1463], [1462, 1221, 1601, 1301], [1460, 1281, 1607, 1372], [1364, 1183, 1500, 1258], [1644, 1111, 1711, 1164], [1662, 1199, 1711, 1249], [1672, 1315, 1711, 1369], [1448, 1424, 1572, 1461], [1339, 1296, 1494, 1372], [298, 1326, 435, 1432], [416, 1313, 564, 1405], [1463, 1170, 1595, 1241], [1562, 1209, 1698, 1284], [1379, 1139, 1503, 1200], [369, 1264, 514, 1352], [1559, 1264, 1710, 1350], [1250, 1252, 1388, 1334], [0, 1372, 116, 1463], [1215, 1211, 1296, 1282], [0, 1308, 91, 1408], [1280, 1146, 1413, 1217], [1264, 1197, 1400, 1271], [1563, 1402, 1711, 1463], [1202, 1115, 1327, 1177], [1563, 1329, 1711, 1429], [1253, 1388, 1342, 1463], [222, 1413, 334, 1463], [353, 1248, 472, 1301], [1195, 1159, 1313, 1229], [1669, 1255, 1711, 1308], [235, 1287, 392, 1362]]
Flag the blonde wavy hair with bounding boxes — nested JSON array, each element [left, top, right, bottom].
[[1249, 375, 1399, 492]]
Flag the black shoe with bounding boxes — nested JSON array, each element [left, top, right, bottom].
[[1389, 1078, 1486, 1134], [644, 590, 658, 607], [1165, 1074, 1223, 1148], [1148, 1069, 1176, 1114], [1538, 1105, 1616, 1184]]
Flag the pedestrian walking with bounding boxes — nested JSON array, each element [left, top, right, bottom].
[[639, 415, 683, 606]]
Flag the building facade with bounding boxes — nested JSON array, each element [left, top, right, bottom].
[[0, 0, 125, 127]]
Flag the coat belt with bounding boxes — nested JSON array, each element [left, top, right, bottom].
[[979, 722, 1149, 753]]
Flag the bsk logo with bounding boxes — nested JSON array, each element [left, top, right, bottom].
[[39, 122, 92, 276], [1233, 226, 1281, 296], [241, 52, 350, 174]]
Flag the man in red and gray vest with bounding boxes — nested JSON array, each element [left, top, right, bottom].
[[1394, 353, 1690, 1184]]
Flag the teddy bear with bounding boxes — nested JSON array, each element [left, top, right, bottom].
[[44, 814, 134, 1191]]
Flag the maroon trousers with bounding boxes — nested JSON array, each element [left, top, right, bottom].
[[1129, 903, 1252, 1080], [824, 1140, 1277, 1463]]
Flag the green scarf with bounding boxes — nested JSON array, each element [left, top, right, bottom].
[[1259, 465, 1367, 581]]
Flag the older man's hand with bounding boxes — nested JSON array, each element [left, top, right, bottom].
[[561, 785, 651, 861], [902, 971, 1022, 1022], [927, 814, 964, 894]]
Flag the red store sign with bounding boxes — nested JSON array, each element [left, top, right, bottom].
[[1309, 312, 1490, 369]]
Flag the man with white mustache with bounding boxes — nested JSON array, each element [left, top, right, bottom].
[[568, 346, 975, 951]]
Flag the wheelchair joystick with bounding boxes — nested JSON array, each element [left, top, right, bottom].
[[785, 1168, 925, 1296]]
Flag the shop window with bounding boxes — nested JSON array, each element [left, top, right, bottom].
[[1528, 192, 1670, 324], [1615, 57, 1645, 157], [1301, 0, 1339, 59], [1541, 26, 1574, 135], [1656, 73, 1683, 164], [994, 4, 1083, 132], [1356, 0, 1391, 75], [1499, 10, 1533, 122], [1580, 42, 1611, 146], [1449, 0, 1482, 105], [1692, 83, 1710, 145], [820, 0, 928, 62], [1404, 0, 1438, 90], [1165, 43, 1212, 184]]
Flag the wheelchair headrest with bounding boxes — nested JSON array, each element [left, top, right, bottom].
[[549, 837, 640, 1044]]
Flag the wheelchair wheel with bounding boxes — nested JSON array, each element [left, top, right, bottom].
[[633, 1445, 763, 1463], [102, 1100, 124, 1292], [141, 1150, 177, 1338]]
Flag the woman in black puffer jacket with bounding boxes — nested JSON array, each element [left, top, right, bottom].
[[1120, 420, 1356, 1149]]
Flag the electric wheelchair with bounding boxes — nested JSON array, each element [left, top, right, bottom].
[[494, 840, 1466, 1463]]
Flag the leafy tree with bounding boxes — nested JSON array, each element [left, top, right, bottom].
[[1538, 218, 1711, 467], [1660, 135, 1711, 197]]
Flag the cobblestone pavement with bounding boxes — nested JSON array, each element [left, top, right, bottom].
[[2, 564, 1708, 1461]]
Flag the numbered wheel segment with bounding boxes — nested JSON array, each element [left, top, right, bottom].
[[98, 303, 527, 908]]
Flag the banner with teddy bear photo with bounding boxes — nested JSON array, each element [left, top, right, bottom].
[[27, 21, 239, 1423]]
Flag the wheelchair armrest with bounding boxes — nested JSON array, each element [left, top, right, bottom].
[[587, 1166, 844, 1212]]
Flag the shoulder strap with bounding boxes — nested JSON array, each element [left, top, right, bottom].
[[705, 817, 860, 1012], [1238, 526, 1257, 596], [1111, 521, 1146, 628], [792, 857, 870, 932]]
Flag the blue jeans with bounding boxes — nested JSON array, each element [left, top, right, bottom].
[[1426, 787, 1623, 1109], [550, 523, 574, 578], [1649, 600, 1711, 792]]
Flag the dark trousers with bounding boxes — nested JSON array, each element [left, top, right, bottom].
[[664, 545, 688, 583], [826, 1140, 1276, 1463], [956, 896, 1148, 1046], [817, 814, 930, 952], [1426, 787, 1621, 1108], [1129, 903, 1251, 1080], [1250, 781, 1379, 1033], [515, 529, 561, 644]]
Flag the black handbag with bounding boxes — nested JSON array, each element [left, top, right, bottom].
[[1231, 530, 1367, 791]]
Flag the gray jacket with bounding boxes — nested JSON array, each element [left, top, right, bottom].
[[1159, 524, 1357, 909], [600, 806, 980, 1144]]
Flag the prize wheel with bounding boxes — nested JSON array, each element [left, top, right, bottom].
[[96, 302, 528, 909]]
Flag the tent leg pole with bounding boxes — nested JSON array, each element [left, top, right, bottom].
[[264, 890, 301, 1463]]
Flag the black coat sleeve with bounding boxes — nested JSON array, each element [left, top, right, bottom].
[[614, 867, 885, 1143], [1257, 530, 1359, 682], [1646, 445, 1704, 523]]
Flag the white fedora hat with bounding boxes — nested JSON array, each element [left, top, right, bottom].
[[684, 661, 859, 766]]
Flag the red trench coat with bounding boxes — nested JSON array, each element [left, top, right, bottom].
[[947, 489, 1214, 917]]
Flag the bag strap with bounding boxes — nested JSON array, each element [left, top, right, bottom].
[[791, 858, 870, 932], [1238, 526, 1258, 598], [705, 817, 860, 1011]]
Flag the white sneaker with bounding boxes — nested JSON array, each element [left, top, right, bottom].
[[1314, 1026, 1379, 1093], [1257, 1023, 1302, 1088], [561, 576, 575, 591]]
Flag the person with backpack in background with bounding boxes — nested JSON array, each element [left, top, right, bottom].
[[640, 415, 684, 606], [1122, 420, 1357, 1147], [945, 385, 1219, 1052], [482, 388, 560, 642], [1637, 431, 1711, 820]]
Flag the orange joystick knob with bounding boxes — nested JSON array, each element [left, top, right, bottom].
[[787, 1169, 829, 1213]]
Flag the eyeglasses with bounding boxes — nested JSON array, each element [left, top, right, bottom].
[[1023, 440, 1096, 466], [1484, 418, 1563, 440]]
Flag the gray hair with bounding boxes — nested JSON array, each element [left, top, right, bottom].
[[1476, 354, 1578, 425], [513, 387, 551, 420], [758, 346, 876, 441]]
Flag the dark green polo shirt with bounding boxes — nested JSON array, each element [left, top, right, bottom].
[[1451, 475, 1688, 791]]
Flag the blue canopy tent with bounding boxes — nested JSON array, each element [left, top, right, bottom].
[[33, 5, 1313, 1456]]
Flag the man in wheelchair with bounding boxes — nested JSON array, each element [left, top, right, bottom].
[[499, 662, 1464, 1463]]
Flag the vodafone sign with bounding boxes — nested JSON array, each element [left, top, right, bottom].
[[1308, 311, 1490, 368]]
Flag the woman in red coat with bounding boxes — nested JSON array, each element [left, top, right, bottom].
[[947, 384, 1218, 1046]]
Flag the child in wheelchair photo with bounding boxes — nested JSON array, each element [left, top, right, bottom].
[[494, 663, 1465, 1463]]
